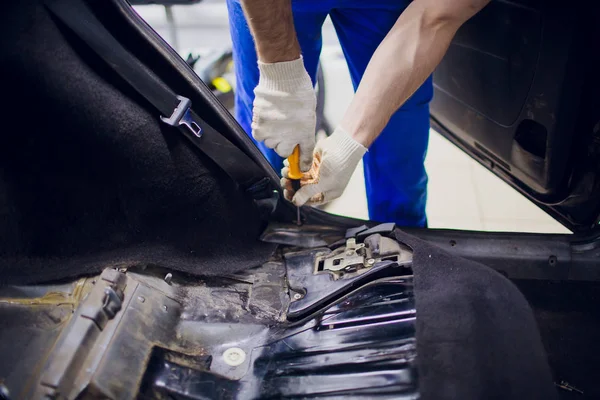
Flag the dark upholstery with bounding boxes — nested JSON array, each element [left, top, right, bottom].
[[397, 230, 557, 400], [0, 0, 275, 284]]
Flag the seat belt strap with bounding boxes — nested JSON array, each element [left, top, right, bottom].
[[45, 0, 272, 199]]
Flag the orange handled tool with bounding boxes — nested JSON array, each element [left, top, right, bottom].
[[287, 145, 303, 180], [287, 145, 302, 225]]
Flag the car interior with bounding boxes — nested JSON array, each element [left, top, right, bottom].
[[0, 0, 599, 399]]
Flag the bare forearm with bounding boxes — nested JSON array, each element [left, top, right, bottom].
[[240, 0, 300, 63], [343, 0, 489, 147]]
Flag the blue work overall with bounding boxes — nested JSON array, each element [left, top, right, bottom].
[[226, 0, 432, 227]]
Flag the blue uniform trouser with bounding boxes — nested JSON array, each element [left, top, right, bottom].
[[226, 0, 432, 227]]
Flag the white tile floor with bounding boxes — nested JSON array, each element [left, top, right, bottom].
[[135, 4, 571, 234]]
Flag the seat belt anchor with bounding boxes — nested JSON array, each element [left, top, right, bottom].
[[160, 95, 203, 138]]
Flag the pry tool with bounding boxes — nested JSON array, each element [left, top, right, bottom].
[[287, 145, 303, 226]]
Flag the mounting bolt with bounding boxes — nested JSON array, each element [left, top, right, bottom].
[[223, 347, 246, 367], [293, 293, 302, 300], [367, 258, 375, 266], [346, 251, 354, 256], [164, 273, 173, 285]]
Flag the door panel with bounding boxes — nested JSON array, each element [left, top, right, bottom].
[[434, 1, 542, 127], [431, 0, 600, 230]]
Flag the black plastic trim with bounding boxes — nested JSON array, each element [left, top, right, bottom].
[[405, 227, 600, 282]]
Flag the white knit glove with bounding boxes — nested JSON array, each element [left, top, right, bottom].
[[252, 57, 316, 171], [282, 127, 367, 206]]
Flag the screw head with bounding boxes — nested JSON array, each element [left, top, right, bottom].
[[162, 305, 168, 312], [137, 296, 145, 303], [367, 258, 375, 265], [346, 251, 354, 256], [164, 273, 173, 284], [293, 293, 302, 300], [223, 347, 246, 366]]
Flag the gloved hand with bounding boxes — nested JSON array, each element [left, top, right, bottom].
[[252, 57, 316, 171], [281, 127, 367, 206]]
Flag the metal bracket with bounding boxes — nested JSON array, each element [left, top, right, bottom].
[[160, 95, 203, 138], [286, 231, 413, 320], [315, 235, 406, 280], [320, 238, 368, 273]]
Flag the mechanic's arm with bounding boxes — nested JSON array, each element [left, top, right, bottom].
[[240, 0, 300, 63], [240, 0, 316, 171], [286, 0, 490, 205], [345, 0, 489, 147]]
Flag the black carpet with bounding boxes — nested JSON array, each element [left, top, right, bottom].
[[0, 0, 276, 285], [516, 280, 600, 399], [396, 229, 558, 400]]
